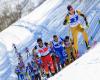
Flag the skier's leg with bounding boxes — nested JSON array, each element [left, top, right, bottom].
[[48, 55, 55, 76], [71, 51, 76, 61], [35, 74, 39, 80], [71, 27, 78, 59], [60, 51, 66, 68], [20, 74, 24, 80], [52, 54, 57, 73], [78, 24, 90, 49], [38, 65, 43, 78], [56, 50, 64, 68], [41, 56, 49, 78], [38, 73, 41, 80], [17, 74, 20, 80], [55, 56, 61, 72], [57, 63, 61, 72], [31, 75, 34, 80], [65, 47, 72, 63]]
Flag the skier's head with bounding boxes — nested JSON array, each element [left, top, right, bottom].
[[53, 35, 58, 42], [18, 63, 20, 67], [65, 36, 69, 42], [67, 5, 75, 14], [37, 38, 43, 47], [27, 62, 31, 66], [44, 42, 48, 47], [31, 60, 35, 64]]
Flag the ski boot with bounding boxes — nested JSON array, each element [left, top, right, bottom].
[[85, 41, 91, 50]]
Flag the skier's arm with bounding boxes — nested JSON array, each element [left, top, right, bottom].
[[70, 38, 74, 46], [32, 46, 37, 54], [49, 41, 53, 49], [44, 42, 48, 47], [60, 37, 65, 47], [63, 14, 70, 25], [77, 10, 89, 27]]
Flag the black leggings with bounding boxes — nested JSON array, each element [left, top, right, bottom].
[[34, 73, 41, 80]]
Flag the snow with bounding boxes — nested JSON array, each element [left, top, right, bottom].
[[48, 43, 100, 80], [0, 26, 32, 51], [21, 0, 63, 24], [0, 42, 11, 80], [0, 0, 100, 80]]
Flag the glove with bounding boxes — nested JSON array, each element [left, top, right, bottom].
[[86, 22, 89, 28], [86, 24, 89, 28], [63, 20, 67, 25]]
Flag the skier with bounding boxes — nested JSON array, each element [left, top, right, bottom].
[[49, 43, 61, 72], [12, 43, 21, 57], [33, 38, 55, 78], [27, 62, 35, 80], [15, 66, 20, 80], [35, 55, 43, 77], [18, 56, 25, 69], [19, 67, 26, 80], [25, 47, 31, 59], [64, 36, 76, 62], [31, 60, 41, 80], [50, 35, 67, 68], [52, 51, 61, 72], [44, 42, 59, 73], [26, 63, 32, 80], [63, 5, 90, 57]]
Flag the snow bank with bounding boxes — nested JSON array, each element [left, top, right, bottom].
[[0, 42, 11, 80]]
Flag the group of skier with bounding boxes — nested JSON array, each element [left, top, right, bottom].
[[15, 5, 91, 80], [15, 35, 77, 80], [15, 54, 42, 80], [33, 35, 78, 77]]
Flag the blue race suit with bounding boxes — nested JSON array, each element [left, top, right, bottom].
[[52, 37, 67, 64]]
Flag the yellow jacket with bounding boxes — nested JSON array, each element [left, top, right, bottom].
[[63, 10, 86, 25]]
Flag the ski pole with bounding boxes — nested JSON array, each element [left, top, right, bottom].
[[25, 47, 30, 59], [12, 43, 20, 58]]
